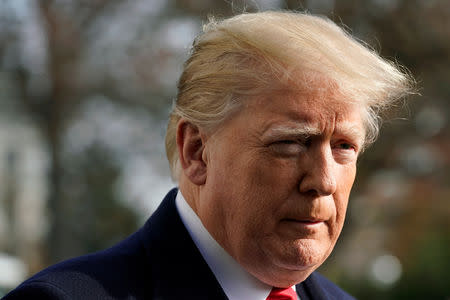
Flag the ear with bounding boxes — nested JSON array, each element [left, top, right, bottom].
[[176, 120, 207, 185]]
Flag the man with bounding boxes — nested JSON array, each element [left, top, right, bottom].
[[3, 11, 412, 300]]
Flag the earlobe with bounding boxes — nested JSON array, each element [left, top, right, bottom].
[[176, 120, 207, 185]]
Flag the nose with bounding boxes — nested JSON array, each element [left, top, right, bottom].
[[298, 146, 337, 196]]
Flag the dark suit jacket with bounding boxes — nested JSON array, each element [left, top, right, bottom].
[[3, 188, 355, 300]]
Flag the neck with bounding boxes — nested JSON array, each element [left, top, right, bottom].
[[178, 175, 202, 215]]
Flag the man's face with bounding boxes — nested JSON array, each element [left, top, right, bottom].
[[197, 88, 365, 287]]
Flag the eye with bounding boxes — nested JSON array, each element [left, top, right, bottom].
[[332, 139, 358, 152], [269, 139, 309, 156], [338, 143, 354, 150], [332, 141, 359, 163]]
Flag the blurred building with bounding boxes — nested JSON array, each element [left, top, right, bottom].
[[0, 115, 48, 288]]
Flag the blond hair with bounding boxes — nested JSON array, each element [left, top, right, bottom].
[[165, 11, 414, 180]]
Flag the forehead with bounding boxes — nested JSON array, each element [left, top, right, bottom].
[[241, 89, 365, 140]]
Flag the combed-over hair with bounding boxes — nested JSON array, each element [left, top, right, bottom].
[[165, 11, 414, 180]]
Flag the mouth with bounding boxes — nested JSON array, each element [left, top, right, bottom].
[[296, 220, 323, 225], [282, 218, 326, 228], [278, 218, 326, 237], [285, 218, 324, 224]]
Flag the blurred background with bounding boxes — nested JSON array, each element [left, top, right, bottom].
[[0, 0, 448, 298]]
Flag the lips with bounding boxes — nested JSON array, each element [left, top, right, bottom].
[[284, 218, 325, 224], [296, 220, 323, 225], [281, 218, 327, 232], [278, 218, 325, 236]]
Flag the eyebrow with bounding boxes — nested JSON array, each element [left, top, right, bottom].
[[264, 124, 321, 139], [264, 123, 366, 146], [335, 122, 366, 146]]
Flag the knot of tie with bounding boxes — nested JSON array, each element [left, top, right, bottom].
[[266, 287, 297, 300]]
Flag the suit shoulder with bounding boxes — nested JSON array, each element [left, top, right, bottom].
[[4, 231, 149, 299], [2, 280, 70, 300]]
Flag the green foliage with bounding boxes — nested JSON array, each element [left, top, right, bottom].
[[392, 232, 450, 299], [60, 143, 140, 258]]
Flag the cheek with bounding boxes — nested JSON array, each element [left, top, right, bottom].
[[333, 165, 356, 228], [228, 158, 298, 227], [233, 159, 302, 233], [247, 156, 300, 191], [340, 165, 357, 199]]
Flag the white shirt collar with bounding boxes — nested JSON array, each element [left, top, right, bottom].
[[175, 190, 297, 300]]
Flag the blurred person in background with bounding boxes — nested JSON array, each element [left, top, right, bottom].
[[3, 10, 413, 300]]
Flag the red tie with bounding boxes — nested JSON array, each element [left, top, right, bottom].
[[266, 287, 297, 300]]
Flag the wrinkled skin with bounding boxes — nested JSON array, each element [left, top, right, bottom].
[[179, 89, 365, 287]]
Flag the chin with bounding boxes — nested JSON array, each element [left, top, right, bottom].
[[252, 251, 325, 287], [285, 238, 331, 267], [256, 265, 316, 288]]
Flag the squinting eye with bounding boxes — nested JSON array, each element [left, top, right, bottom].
[[279, 140, 296, 144], [339, 143, 353, 150], [278, 138, 311, 147], [333, 142, 359, 163], [270, 140, 307, 156]]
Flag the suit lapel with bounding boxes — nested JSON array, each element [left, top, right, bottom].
[[139, 188, 228, 300]]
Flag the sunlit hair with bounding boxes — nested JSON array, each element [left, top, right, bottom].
[[165, 11, 414, 180]]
